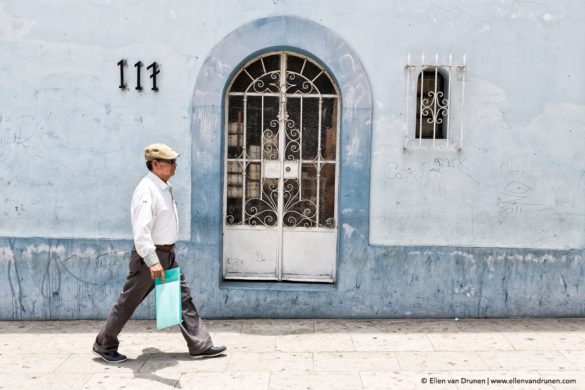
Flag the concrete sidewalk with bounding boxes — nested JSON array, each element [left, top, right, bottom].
[[1, 318, 585, 389]]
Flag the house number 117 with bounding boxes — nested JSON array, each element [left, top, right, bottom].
[[117, 59, 160, 91]]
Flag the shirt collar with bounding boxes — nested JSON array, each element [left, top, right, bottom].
[[147, 171, 172, 191]]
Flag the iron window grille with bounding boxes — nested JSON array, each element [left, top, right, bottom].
[[224, 51, 340, 229], [404, 53, 467, 149]]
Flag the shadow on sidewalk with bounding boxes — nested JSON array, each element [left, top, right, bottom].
[[92, 346, 227, 388]]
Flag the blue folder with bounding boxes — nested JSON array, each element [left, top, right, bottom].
[[154, 267, 183, 330]]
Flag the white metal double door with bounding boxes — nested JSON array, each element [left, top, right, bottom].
[[222, 51, 339, 283]]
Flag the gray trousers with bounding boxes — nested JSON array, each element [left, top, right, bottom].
[[94, 247, 213, 354]]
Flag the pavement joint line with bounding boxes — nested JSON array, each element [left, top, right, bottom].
[[358, 371, 365, 389], [395, 351, 404, 371], [356, 370, 365, 390], [265, 370, 271, 390], [137, 352, 154, 373], [174, 372, 185, 389], [425, 332, 438, 351], [51, 352, 72, 373], [224, 347, 234, 371]]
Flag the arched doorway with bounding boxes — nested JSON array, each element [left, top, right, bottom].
[[222, 51, 340, 283]]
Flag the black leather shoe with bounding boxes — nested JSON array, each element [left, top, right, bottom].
[[190, 346, 227, 358], [93, 347, 127, 363]]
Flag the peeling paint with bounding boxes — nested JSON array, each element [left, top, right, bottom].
[[342, 223, 354, 238], [1, 236, 583, 319], [0, 3, 35, 40], [450, 251, 476, 264], [23, 243, 66, 259]]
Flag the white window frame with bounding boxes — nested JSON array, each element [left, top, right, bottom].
[[404, 53, 467, 150]]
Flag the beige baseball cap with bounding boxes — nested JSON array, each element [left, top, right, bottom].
[[144, 143, 180, 161]]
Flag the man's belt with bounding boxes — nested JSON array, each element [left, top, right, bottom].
[[155, 244, 175, 252]]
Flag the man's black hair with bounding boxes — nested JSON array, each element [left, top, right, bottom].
[[146, 160, 153, 171]]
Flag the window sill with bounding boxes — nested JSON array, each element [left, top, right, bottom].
[[404, 139, 462, 151], [220, 280, 338, 292]]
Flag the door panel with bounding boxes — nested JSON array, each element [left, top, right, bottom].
[[223, 229, 278, 280], [282, 230, 336, 282]]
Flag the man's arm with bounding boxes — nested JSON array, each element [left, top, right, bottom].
[[131, 190, 165, 282]]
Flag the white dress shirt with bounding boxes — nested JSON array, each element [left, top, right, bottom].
[[131, 171, 179, 266]]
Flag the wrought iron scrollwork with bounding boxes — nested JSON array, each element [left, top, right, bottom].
[[263, 119, 280, 160], [421, 90, 449, 125], [284, 117, 301, 160], [244, 179, 279, 227], [282, 179, 336, 228], [248, 71, 280, 94], [285, 72, 319, 95]]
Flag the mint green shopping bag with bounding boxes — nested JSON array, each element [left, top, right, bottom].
[[155, 267, 183, 330]]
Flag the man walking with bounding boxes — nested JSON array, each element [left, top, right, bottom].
[[93, 143, 226, 362]]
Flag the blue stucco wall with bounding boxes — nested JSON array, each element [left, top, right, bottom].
[[1, 5, 584, 319], [3, 236, 584, 319]]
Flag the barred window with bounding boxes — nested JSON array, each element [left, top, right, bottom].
[[405, 54, 467, 149], [416, 68, 447, 140]]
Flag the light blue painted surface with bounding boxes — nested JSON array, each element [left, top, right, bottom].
[[0, 4, 584, 319], [367, 1, 585, 248], [2, 236, 584, 319]]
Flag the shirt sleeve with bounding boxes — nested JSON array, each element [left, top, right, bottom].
[[131, 189, 160, 267]]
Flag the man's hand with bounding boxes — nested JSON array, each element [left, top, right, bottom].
[[149, 263, 165, 283]]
